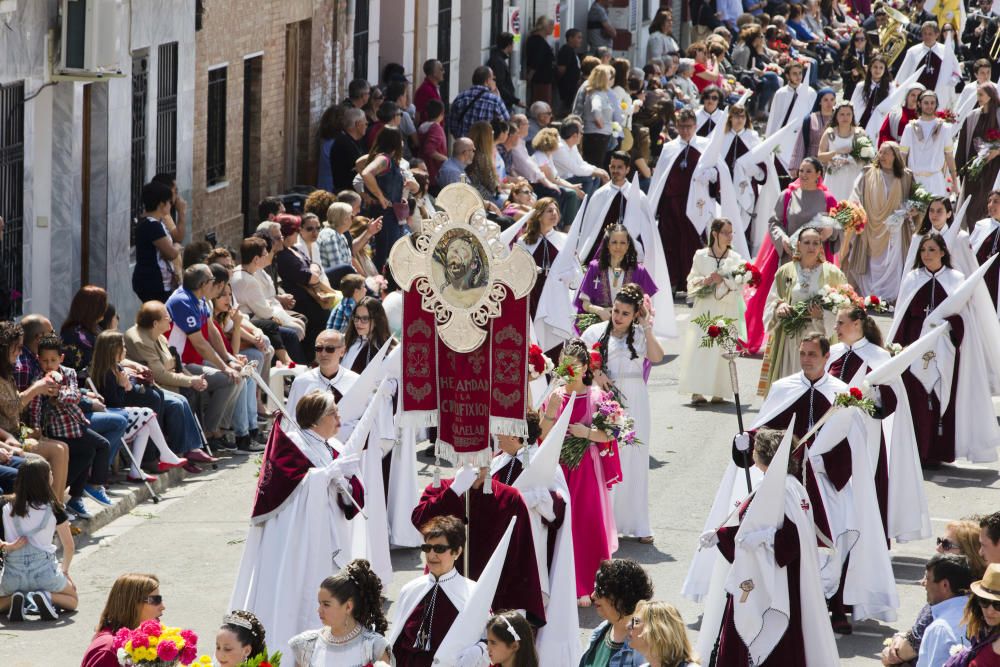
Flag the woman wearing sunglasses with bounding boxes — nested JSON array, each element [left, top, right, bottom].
[[389, 516, 477, 666], [81, 573, 164, 667], [947, 564, 1000, 666]]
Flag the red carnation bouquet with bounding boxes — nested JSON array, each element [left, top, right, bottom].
[[829, 200, 867, 234], [936, 109, 957, 124], [863, 294, 888, 313]]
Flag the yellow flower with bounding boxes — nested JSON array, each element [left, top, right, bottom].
[[149, 635, 160, 646], [125, 640, 133, 652]]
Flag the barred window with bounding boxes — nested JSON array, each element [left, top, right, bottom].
[[156, 42, 178, 176], [207, 67, 227, 186]]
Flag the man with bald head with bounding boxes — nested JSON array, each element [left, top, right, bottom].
[[436, 138, 476, 190], [285, 329, 359, 438]]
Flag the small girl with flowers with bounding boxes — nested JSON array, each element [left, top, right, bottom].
[[539, 338, 620, 606], [581, 283, 662, 545]]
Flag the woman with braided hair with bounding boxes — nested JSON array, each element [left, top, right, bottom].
[[540, 338, 620, 604], [582, 284, 663, 545], [289, 558, 392, 665], [215, 609, 269, 666]]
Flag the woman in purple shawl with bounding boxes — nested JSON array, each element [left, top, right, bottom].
[[575, 224, 658, 330]]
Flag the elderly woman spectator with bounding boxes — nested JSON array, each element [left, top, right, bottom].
[[530, 127, 587, 218], [526, 101, 553, 146], [672, 59, 699, 106], [318, 202, 361, 289], [273, 214, 332, 363], [123, 301, 219, 464]]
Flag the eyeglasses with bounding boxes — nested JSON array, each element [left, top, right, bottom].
[[937, 537, 958, 550], [978, 597, 1000, 611], [353, 314, 372, 322], [144, 595, 163, 605], [420, 544, 452, 554], [315, 345, 344, 354]]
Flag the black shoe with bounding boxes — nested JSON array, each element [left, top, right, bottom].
[[250, 429, 268, 444], [27, 591, 58, 621], [212, 437, 236, 452], [8, 591, 25, 622], [236, 435, 265, 453]]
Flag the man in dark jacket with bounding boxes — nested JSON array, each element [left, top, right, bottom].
[[487, 32, 521, 111]]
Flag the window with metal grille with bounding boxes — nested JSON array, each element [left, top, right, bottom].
[[130, 53, 149, 246], [353, 0, 369, 82], [0, 81, 24, 317], [156, 42, 178, 176], [206, 67, 227, 186], [438, 0, 452, 104]]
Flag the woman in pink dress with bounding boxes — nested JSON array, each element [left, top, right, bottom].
[[540, 338, 620, 606]]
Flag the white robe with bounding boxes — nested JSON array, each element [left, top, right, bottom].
[[689, 123, 752, 259], [285, 366, 359, 434], [900, 119, 955, 197], [895, 42, 960, 108], [888, 267, 1000, 463], [489, 448, 581, 667], [229, 430, 360, 655], [696, 107, 726, 135], [807, 407, 898, 622], [851, 80, 897, 142], [826, 341, 931, 544], [765, 84, 818, 169]]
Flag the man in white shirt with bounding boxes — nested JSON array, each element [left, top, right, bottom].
[[552, 121, 609, 196], [509, 114, 584, 221], [231, 236, 307, 364]]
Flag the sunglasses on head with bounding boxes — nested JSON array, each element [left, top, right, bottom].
[[420, 544, 452, 554], [937, 536, 957, 550], [978, 597, 1000, 611], [315, 345, 343, 354], [144, 595, 163, 605]]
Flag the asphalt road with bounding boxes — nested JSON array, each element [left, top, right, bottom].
[[3, 309, 995, 666]]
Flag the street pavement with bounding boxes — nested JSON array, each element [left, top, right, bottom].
[[4, 309, 995, 666]]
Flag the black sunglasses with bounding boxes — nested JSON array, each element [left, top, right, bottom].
[[978, 597, 1000, 611], [420, 544, 452, 554], [937, 537, 957, 550], [144, 595, 163, 605], [315, 345, 343, 354]]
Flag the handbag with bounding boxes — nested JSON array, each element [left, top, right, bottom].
[[391, 200, 412, 222], [305, 280, 341, 310]]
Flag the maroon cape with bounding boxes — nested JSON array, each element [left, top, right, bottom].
[[656, 147, 705, 290], [411, 478, 546, 625], [251, 417, 363, 523], [392, 587, 459, 667]]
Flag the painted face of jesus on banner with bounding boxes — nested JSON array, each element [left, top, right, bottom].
[[432, 230, 490, 309]]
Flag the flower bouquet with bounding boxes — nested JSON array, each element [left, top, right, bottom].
[[864, 294, 888, 313], [243, 651, 282, 667], [817, 283, 863, 310], [887, 342, 903, 356], [834, 386, 876, 416], [962, 128, 1000, 182], [829, 200, 867, 234], [850, 134, 876, 164], [691, 313, 744, 354], [114, 620, 201, 666], [559, 390, 637, 469], [936, 109, 957, 124], [527, 344, 554, 380]]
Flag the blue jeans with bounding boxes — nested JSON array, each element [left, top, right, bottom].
[[0, 456, 24, 493], [755, 73, 781, 116], [159, 389, 204, 454], [229, 349, 263, 437], [87, 410, 128, 470]]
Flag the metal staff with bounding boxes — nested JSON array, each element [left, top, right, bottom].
[[724, 348, 753, 494], [248, 366, 368, 520]]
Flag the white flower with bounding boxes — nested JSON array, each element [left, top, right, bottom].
[[950, 643, 965, 656], [860, 145, 876, 160]]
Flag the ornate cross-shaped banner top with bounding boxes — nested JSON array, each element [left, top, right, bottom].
[[389, 184, 537, 466], [389, 184, 536, 353]]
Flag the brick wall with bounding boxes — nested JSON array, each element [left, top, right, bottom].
[[191, 0, 350, 251]]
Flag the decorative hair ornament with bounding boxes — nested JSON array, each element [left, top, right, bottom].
[[223, 613, 258, 636], [501, 616, 521, 642]]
